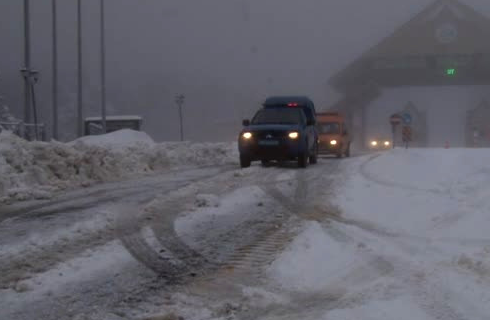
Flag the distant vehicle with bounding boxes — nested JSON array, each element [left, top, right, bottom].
[[368, 137, 391, 150], [238, 107, 318, 168], [316, 112, 351, 158]]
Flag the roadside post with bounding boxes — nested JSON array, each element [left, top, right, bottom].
[[402, 126, 412, 149], [389, 114, 402, 149], [175, 94, 185, 141], [401, 112, 412, 149]]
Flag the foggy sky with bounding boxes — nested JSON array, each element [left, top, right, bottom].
[[1, 0, 490, 141]]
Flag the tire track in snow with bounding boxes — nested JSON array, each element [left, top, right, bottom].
[[0, 167, 232, 289]]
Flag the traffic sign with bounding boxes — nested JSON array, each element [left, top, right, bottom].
[[401, 113, 412, 125], [390, 114, 402, 125]]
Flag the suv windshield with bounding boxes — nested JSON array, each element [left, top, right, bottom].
[[251, 109, 305, 125], [317, 122, 340, 134]]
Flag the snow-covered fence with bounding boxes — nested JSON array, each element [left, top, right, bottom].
[[24, 123, 46, 141], [0, 121, 23, 136], [0, 121, 46, 141]]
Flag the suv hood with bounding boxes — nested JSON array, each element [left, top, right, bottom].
[[244, 124, 302, 132]]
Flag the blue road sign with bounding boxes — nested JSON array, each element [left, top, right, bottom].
[[401, 113, 412, 125]]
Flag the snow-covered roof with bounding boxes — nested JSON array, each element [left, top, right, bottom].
[[85, 115, 142, 121]]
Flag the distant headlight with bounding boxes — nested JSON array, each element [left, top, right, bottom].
[[288, 132, 299, 139], [371, 141, 378, 146], [384, 141, 390, 147], [330, 140, 337, 145], [242, 132, 252, 139]]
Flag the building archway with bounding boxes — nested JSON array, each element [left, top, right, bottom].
[[327, 0, 490, 148]]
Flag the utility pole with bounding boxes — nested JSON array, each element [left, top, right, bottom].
[[77, 0, 83, 137], [52, 0, 58, 140], [22, 0, 32, 125], [175, 94, 185, 141], [100, 0, 107, 133]]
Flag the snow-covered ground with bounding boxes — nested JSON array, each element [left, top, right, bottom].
[[263, 148, 490, 320], [3, 144, 490, 320], [0, 129, 238, 203]]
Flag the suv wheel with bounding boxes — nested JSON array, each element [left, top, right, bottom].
[[309, 144, 318, 164], [298, 153, 308, 168], [261, 160, 271, 167], [336, 147, 343, 158], [240, 155, 251, 168]]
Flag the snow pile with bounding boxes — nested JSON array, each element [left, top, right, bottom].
[[160, 141, 238, 166], [69, 129, 155, 150], [0, 130, 238, 203], [268, 221, 359, 292]]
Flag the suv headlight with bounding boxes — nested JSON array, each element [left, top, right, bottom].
[[330, 140, 337, 145], [242, 132, 252, 139], [288, 132, 299, 139]]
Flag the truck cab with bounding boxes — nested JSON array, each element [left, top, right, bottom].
[[316, 112, 351, 158]]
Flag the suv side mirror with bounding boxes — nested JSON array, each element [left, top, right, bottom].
[[242, 119, 250, 126]]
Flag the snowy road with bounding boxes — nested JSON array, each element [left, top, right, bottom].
[[2, 149, 490, 320], [0, 158, 343, 320], [0, 165, 240, 319]]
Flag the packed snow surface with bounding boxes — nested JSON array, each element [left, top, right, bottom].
[[338, 148, 490, 238], [268, 221, 360, 292], [0, 130, 237, 203]]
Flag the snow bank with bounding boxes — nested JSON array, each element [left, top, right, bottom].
[[69, 129, 155, 151], [363, 148, 490, 193], [0, 130, 238, 203], [0, 105, 18, 123], [337, 149, 490, 238], [268, 221, 359, 292], [329, 149, 490, 319]]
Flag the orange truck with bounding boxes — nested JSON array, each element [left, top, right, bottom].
[[316, 112, 351, 157]]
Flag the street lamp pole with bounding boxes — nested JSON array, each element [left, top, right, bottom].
[[77, 0, 83, 137], [100, 0, 107, 133], [23, 0, 32, 125], [52, 0, 58, 140]]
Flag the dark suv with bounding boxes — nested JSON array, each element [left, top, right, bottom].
[[238, 107, 318, 168]]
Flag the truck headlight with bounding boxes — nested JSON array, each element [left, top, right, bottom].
[[371, 141, 378, 146], [242, 132, 252, 139], [384, 141, 390, 147], [330, 140, 337, 145]]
